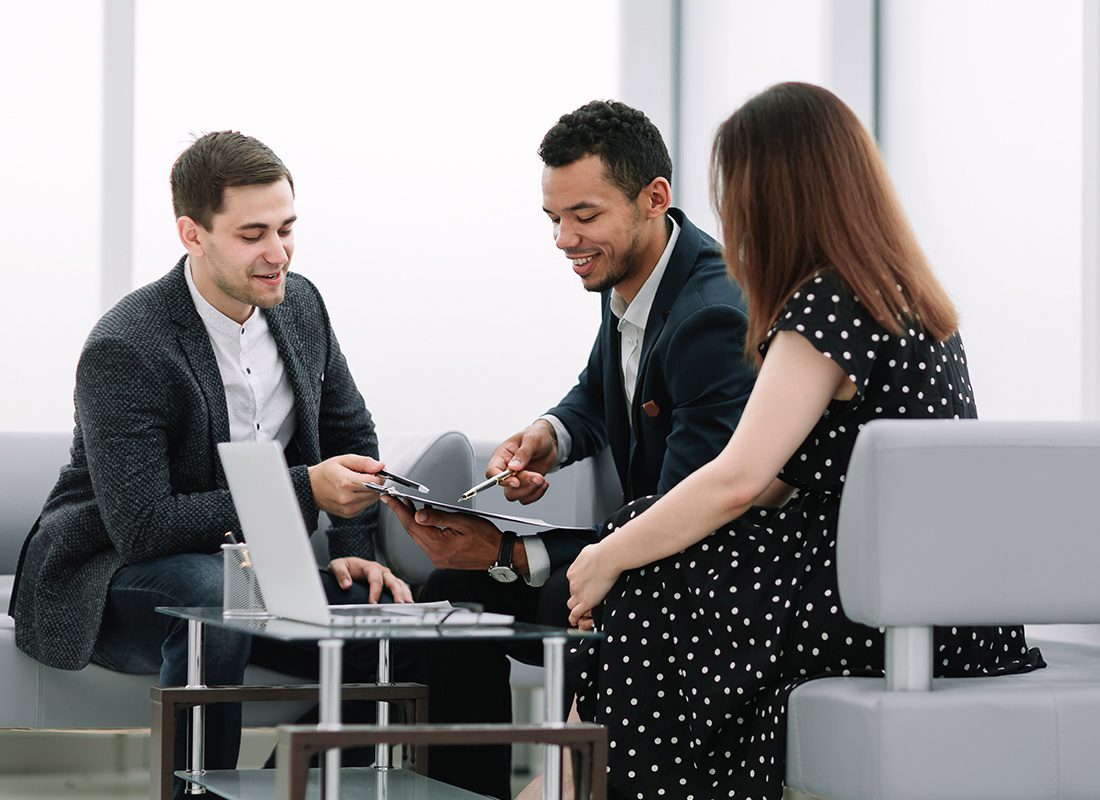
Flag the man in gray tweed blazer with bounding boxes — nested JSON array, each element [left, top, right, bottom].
[[8, 132, 408, 792]]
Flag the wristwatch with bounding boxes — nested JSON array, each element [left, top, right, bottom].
[[488, 530, 519, 583]]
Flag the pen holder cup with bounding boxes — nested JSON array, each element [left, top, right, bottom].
[[221, 543, 267, 617]]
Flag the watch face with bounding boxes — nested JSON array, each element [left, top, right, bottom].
[[488, 565, 519, 583]]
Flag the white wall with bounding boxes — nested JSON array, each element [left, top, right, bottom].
[[1, 0, 1092, 439], [879, 0, 1084, 420], [676, 0, 1086, 421], [0, 1, 619, 443], [676, 0, 873, 236], [0, 3, 103, 432], [128, 0, 618, 444]]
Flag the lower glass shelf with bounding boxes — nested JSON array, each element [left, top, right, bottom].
[[175, 766, 490, 799]]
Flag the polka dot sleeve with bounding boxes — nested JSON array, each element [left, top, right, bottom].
[[760, 270, 883, 396]]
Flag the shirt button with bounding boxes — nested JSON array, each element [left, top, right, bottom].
[[246, 368, 251, 374], [255, 423, 260, 430]]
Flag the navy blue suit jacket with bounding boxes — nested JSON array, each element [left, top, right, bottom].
[[540, 208, 755, 570]]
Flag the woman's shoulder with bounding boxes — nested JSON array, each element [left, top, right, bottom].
[[793, 268, 853, 303], [771, 268, 866, 332]]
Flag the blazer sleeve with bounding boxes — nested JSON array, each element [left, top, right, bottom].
[[657, 302, 754, 492], [537, 318, 610, 571], [540, 525, 600, 574], [76, 335, 239, 564], [298, 280, 380, 561], [546, 327, 609, 466]]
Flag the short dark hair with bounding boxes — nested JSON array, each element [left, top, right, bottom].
[[538, 100, 672, 200], [170, 131, 293, 230]]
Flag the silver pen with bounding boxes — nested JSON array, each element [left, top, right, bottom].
[[457, 469, 515, 502]]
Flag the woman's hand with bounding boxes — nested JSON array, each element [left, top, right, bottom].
[[566, 542, 622, 627]]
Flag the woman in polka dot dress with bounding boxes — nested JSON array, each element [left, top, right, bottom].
[[563, 83, 1043, 800]]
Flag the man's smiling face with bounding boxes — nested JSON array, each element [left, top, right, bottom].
[[541, 154, 646, 295], [185, 179, 297, 323]]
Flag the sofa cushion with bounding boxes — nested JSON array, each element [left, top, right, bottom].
[[0, 575, 13, 629], [786, 639, 1100, 800]]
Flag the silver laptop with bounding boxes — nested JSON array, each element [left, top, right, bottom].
[[217, 440, 512, 627]]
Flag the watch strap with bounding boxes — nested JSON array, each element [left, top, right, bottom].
[[495, 530, 517, 568]]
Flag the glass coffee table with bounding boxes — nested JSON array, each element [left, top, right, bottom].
[[152, 607, 604, 800]]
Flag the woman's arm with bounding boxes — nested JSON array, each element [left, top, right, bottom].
[[753, 476, 796, 508], [566, 331, 850, 624]]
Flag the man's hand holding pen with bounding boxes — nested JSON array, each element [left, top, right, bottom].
[[307, 453, 387, 518], [486, 420, 559, 504]]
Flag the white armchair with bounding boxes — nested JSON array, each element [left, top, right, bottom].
[[784, 420, 1100, 800]]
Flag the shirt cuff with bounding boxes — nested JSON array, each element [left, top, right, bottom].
[[538, 414, 572, 466], [520, 534, 551, 587]]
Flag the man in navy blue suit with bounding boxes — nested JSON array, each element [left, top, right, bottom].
[[384, 100, 756, 799]]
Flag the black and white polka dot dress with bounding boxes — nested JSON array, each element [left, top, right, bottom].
[[568, 270, 1044, 800]]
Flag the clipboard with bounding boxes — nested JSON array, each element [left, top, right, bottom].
[[363, 482, 594, 532]]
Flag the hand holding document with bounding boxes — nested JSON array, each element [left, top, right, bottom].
[[362, 482, 591, 532]]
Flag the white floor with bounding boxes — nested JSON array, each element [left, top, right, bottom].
[[0, 730, 538, 799], [0, 772, 148, 799], [0, 728, 275, 799]]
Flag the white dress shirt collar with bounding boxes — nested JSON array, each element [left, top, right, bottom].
[[609, 216, 681, 328], [609, 217, 680, 410], [184, 257, 298, 447]]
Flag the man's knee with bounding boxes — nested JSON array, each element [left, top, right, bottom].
[[419, 568, 482, 603], [115, 552, 226, 607], [536, 566, 571, 628]]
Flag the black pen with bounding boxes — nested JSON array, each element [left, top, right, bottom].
[[374, 470, 431, 494]]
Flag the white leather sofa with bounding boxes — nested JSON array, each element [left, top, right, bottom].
[[785, 420, 1100, 800], [0, 430, 476, 731]]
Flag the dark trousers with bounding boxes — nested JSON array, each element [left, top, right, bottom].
[[90, 552, 416, 799], [417, 565, 572, 800]]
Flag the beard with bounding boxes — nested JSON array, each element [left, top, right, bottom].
[[585, 228, 645, 294], [206, 247, 287, 310]]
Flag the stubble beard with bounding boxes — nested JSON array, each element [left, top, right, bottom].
[[209, 250, 286, 310], [585, 230, 644, 294]]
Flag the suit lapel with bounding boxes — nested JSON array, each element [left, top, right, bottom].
[[601, 294, 631, 491], [264, 298, 321, 463], [165, 259, 232, 460], [628, 210, 702, 470]]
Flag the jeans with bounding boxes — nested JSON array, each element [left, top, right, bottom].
[[90, 552, 415, 799]]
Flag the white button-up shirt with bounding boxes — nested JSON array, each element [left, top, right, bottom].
[[185, 258, 297, 448], [608, 217, 680, 415]]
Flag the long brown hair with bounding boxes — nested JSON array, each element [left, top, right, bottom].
[[710, 82, 957, 364]]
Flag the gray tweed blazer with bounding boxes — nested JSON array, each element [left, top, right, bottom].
[[9, 257, 378, 670]]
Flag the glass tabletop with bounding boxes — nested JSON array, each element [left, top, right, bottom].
[[178, 766, 488, 800], [157, 606, 600, 643]]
